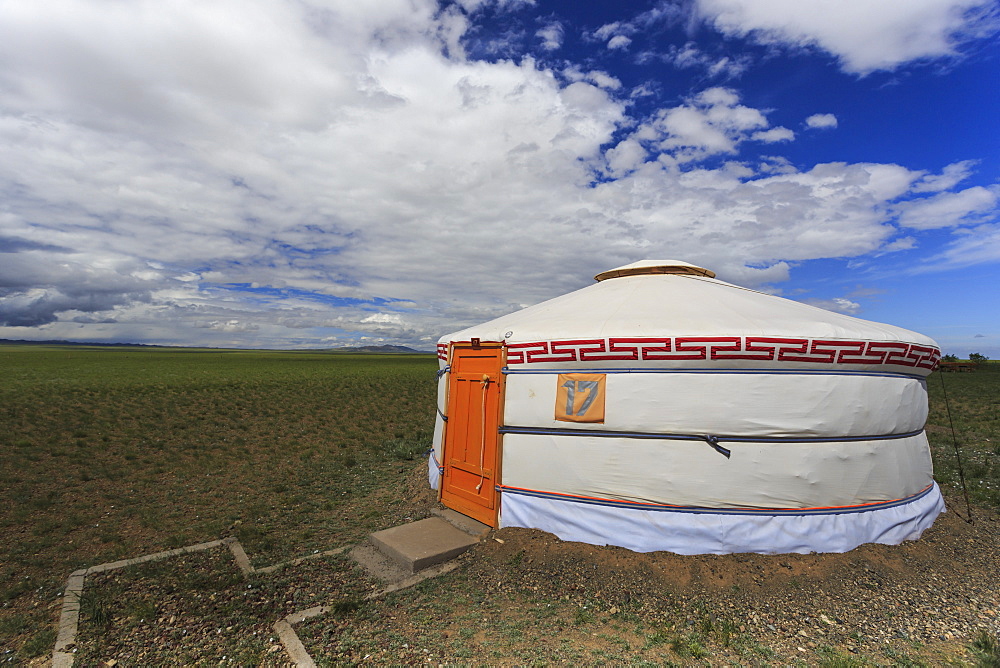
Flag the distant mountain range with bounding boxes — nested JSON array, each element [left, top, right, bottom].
[[329, 345, 430, 354], [0, 338, 432, 354], [0, 338, 167, 348]]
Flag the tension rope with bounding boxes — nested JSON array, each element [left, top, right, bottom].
[[938, 369, 973, 524], [475, 374, 490, 493]]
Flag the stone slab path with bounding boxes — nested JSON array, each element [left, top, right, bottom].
[[50, 508, 490, 667]]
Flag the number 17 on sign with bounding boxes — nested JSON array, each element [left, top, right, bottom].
[[554, 373, 606, 423]]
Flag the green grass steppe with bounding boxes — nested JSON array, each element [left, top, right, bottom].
[[926, 362, 1000, 512], [1, 347, 998, 665], [1, 345, 437, 662]]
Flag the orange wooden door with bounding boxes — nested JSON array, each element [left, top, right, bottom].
[[440, 343, 504, 527]]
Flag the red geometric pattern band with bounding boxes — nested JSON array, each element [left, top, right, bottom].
[[439, 337, 940, 370]]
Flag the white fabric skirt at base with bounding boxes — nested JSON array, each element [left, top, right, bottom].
[[498, 483, 946, 555]]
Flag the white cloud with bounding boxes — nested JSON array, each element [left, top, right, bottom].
[[607, 35, 633, 50], [669, 43, 701, 68], [0, 0, 631, 345], [802, 297, 862, 314], [536, 22, 563, 51], [594, 21, 629, 41], [756, 156, 797, 175], [696, 0, 1000, 74], [604, 139, 648, 176], [561, 66, 622, 90], [631, 87, 781, 161], [923, 223, 1000, 270], [0, 0, 437, 135], [200, 320, 259, 332], [912, 159, 976, 193], [805, 113, 838, 129], [716, 262, 792, 287], [881, 236, 917, 252], [663, 42, 750, 78], [586, 71, 622, 90], [586, 160, 933, 273], [457, 0, 536, 11], [752, 127, 795, 143], [592, 3, 685, 49], [896, 186, 999, 229], [0, 1, 996, 348]]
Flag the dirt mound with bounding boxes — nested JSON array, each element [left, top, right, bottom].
[[458, 495, 999, 660]]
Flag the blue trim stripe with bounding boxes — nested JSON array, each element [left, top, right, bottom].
[[499, 484, 936, 517], [499, 425, 924, 444], [502, 367, 925, 380]]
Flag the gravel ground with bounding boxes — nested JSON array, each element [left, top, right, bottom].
[[57, 471, 1000, 665], [65, 548, 377, 666], [296, 489, 999, 665], [454, 496, 1000, 664]]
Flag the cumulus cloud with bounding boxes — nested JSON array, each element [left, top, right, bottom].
[[592, 23, 635, 51], [921, 223, 1000, 270], [0, 247, 159, 327], [658, 42, 751, 79], [802, 297, 862, 314], [586, 160, 937, 273], [896, 186, 999, 229], [563, 67, 622, 90], [607, 35, 632, 50], [536, 21, 563, 50], [695, 0, 1000, 74], [752, 127, 795, 143], [0, 1, 996, 348], [591, 2, 685, 49], [912, 159, 976, 192], [199, 320, 260, 332], [604, 139, 648, 177], [627, 87, 788, 161], [805, 113, 838, 129], [593, 21, 627, 41]]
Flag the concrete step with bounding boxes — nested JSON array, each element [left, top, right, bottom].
[[430, 507, 492, 538], [368, 517, 479, 574]]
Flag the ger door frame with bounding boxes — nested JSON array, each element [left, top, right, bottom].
[[439, 341, 506, 527]]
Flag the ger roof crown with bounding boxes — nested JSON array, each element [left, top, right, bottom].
[[595, 260, 716, 281]]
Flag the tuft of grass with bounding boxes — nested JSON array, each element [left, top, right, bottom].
[[1, 577, 33, 603], [0, 613, 30, 636], [21, 626, 57, 658], [816, 644, 872, 667], [78, 587, 115, 634], [329, 597, 364, 616], [971, 629, 1000, 668], [668, 632, 708, 659], [384, 435, 430, 461], [127, 598, 158, 621]]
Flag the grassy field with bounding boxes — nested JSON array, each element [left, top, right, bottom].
[[925, 361, 1000, 513], [0, 345, 438, 661], [1, 347, 998, 664]]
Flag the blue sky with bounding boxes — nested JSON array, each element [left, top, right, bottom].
[[0, 0, 997, 356]]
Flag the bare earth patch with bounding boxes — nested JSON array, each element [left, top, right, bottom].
[[297, 492, 999, 665], [2, 350, 996, 664], [15, 459, 1000, 666]]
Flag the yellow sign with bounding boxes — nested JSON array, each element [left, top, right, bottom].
[[555, 373, 606, 423]]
